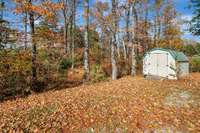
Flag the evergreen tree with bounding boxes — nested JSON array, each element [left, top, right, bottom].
[[190, 0, 200, 35]]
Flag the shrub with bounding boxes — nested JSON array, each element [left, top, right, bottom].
[[91, 64, 107, 82], [190, 55, 200, 72], [59, 58, 73, 70]]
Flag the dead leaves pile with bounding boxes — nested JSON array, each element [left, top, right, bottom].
[[0, 73, 200, 132]]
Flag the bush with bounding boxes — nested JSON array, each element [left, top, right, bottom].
[[191, 55, 200, 72], [91, 64, 107, 82], [59, 58, 72, 70]]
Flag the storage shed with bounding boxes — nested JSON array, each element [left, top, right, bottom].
[[143, 48, 189, 79]]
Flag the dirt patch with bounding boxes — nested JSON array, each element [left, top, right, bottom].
[[164, 89, 198, 107], [152, 126, 185, 133]]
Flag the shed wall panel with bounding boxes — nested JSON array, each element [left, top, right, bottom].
[[179, 62, 189, 77]]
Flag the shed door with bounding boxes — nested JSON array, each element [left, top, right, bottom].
[[148, 53, 158, 76], [157, 53, 168, 77], [148, 53, 168, 77]]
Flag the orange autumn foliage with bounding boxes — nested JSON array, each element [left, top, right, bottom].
[[13, 0, 63, 21]]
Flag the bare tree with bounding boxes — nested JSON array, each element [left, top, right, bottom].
[[83, 0, 90, 81], [131, 0, 138, 76], [23, 10, 28, 50], [28, 0, 37, 90], [124, 0, 131, 59], [59, 0, 70, 54], [154, 0, 163, 47], [111, 0, 118, 80], [71, 0, 76, 69]]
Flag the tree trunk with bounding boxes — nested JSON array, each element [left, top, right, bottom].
[[144, 0, 149, 52], [71, 0, 75, 69], [24, 12, 28, 50], [131, 1, 138, 76], [64, 22, 69, 54], [111, 38, 117, 80], [60, 0, 70, 54], [29, 0, 37, 90], [154, 16, 157, 47], [122, 40, 127, 60], [63, 10, 69, 54], [83, 0, 90, 81], [125, 0, 131, 57], [157, 11, 161, 45], [111, 0, 118, 80], [131, 44, 136, 76]]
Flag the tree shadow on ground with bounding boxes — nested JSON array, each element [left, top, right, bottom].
[[0, 80, 83, 103]]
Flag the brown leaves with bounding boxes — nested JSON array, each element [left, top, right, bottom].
[[0, 74, 200, 132]]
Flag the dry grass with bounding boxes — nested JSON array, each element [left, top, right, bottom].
[[0, 73, 200, 132]]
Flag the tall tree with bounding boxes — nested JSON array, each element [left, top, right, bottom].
[[28, 0, 37, 90], [59, 0, 70, 54], [124, 0, 131, 59], [0, 0, 5, 20], [111, 0, 118, 80], [83, 0, 90, 81], [71, 0, 76, 69], [131, 0, 138, 76], [154, 0, 163, 47], [143, 0, 150, 51], [190, 0, 200, 35], [162, 0, 183, 49], [24, 10, 28, 49], [14, 0, 62, 90], [91, 1, 110, 54]]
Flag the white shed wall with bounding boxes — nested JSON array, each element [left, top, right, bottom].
[[178, 62, 189, 77], [143, 50, 177, 79]]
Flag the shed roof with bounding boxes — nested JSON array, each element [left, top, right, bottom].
[[145, 48, 189, 62]]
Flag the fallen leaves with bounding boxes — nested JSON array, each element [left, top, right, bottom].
[[0, 74, 200, 132]]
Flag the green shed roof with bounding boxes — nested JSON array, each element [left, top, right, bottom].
[[145, 48, 189, 62]]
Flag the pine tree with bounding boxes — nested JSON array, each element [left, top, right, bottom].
[[190, 0, 200, 35]]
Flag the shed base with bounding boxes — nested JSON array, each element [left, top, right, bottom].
[[145, 75, 169, 80]]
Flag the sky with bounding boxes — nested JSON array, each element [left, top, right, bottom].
[[2, 0, 199, 42], [174, 0, 199, 42]]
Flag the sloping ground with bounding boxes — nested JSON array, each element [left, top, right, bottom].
[[0, 74, 200, 132]]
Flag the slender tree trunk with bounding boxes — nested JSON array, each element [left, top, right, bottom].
[[83, 0, 90, 81], [61, 0, 70, 54], [100, 33, 104, 57], [24, 12, 28, 50], [64, 22, 68, 53], [29, 0, 37, 90], [117, 42, 120, 58], [157, 11, 161, 45], [154, 16, 157, 47], [122, 40, 127, 60], [125, 0, 131, 57], [144, 0, 149, 51], [111, 0, 118, 80], [131, 44, 136, 76], [69, 15, 73, 55], [131, 1, 138, 76], [71, 0, 76, 70], [154, 7, 161, 47], [111, 38, 117, 80], [63, 12, 69, 54]]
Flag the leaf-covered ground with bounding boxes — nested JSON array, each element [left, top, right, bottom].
[[0, 74, 200, 132]]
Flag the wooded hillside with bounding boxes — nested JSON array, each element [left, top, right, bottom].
[[0, 0, 200, 100]]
